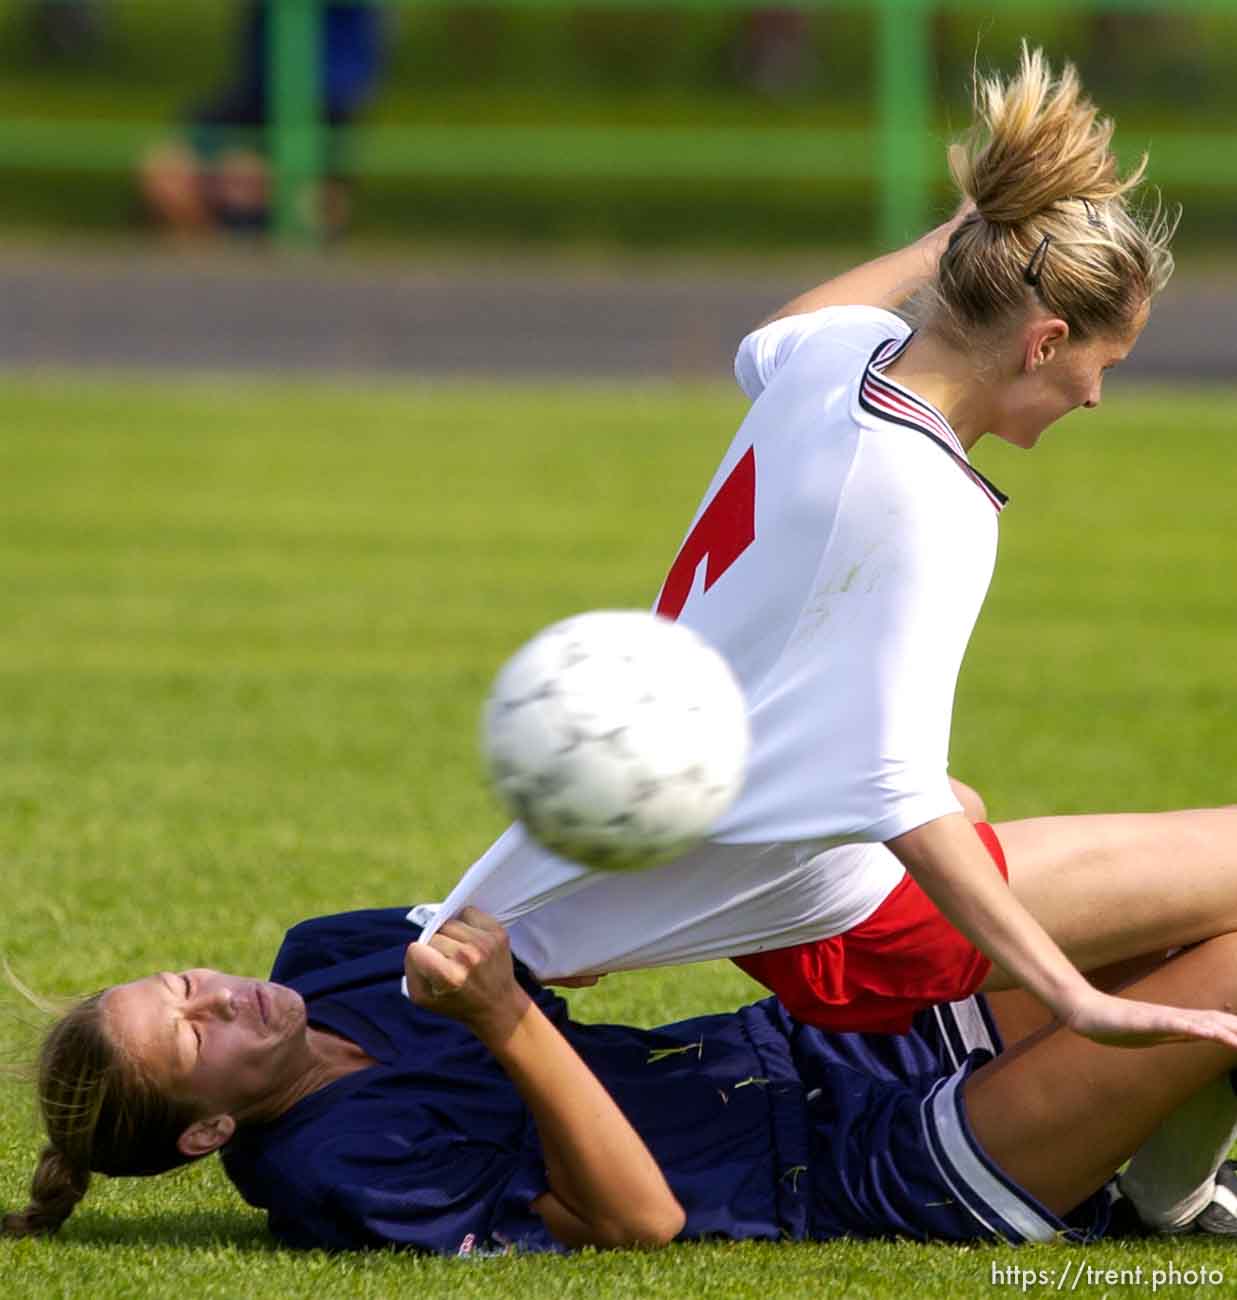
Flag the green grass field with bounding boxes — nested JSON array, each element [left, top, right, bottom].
[[2, 374, 1236, 1298]]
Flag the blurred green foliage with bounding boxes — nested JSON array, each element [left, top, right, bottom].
[[2, 2, 1237, 248], [7, 4, 1237, 114]]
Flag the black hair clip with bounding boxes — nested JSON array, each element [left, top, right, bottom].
[[1080, 197, 1103, 229], [1023, 234, 1052, 287]]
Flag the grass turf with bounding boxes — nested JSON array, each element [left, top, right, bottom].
[[1, 374, 1236, 1297]]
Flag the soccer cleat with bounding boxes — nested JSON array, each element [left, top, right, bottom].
[[1191, 1161, 1237, 1236], [1107, 1163, 1237, 1238]]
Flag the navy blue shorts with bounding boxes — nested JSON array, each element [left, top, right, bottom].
[[794, 996, 1112, 1245]]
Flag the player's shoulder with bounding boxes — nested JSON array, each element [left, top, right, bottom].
[[853, 400, 1006, 525], [750, 302, 908, 349], [271, 908, 422, 982], [735, 304, 909, 401]]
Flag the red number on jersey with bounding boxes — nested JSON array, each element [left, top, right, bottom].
[[655, 446, 756, 620]]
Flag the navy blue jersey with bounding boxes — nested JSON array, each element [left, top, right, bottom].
[[222, 910, 1108, 1254]]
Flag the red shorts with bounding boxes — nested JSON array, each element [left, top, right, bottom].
[[732, 821, 1008, 1035]]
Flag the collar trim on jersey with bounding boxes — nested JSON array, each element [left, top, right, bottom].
[[859, 336, 1009, 512]]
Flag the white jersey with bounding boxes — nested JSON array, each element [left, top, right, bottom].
[[421, 305, 1006, 979]]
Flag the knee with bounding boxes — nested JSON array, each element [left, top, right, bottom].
[[1190, 932, 1237, 962], [950, 778, 988, 823]]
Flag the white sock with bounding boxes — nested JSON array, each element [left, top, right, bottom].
[[1118, 1075, 1237, 1232]]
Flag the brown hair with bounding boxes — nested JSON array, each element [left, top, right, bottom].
[[927, 44, 1175, 345], [3, 991, 200, 1238]]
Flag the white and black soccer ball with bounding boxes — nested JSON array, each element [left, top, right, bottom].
[[482, 610, 750, 872]]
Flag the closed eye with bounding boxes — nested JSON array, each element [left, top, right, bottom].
[[182, 974, 203, 1052]]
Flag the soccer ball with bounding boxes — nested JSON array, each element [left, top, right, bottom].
[[482, 610, 750, 872]]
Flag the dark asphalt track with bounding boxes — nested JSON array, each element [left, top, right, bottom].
[[3, 245, 1234, 382]]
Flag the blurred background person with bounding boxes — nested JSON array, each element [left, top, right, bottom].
[[25, 0, 106, 61], [138, 0, 387, 241], [733, 8, 817, 98]]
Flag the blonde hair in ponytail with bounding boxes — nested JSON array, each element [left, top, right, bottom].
[[929, 44, 1175, 344]]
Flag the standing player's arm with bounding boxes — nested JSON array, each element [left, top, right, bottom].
[[403, 909, 684, 1250], [887, 815, 1237, 1050], [761, 202, 972, 325]]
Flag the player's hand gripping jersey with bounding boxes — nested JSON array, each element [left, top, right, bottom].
[[422, 307, 1007, 979]]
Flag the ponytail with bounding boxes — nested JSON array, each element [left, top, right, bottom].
[[3, 988, 199, 1239], [3, 1145, 91, 1238], [928, 44, 1175, 343]]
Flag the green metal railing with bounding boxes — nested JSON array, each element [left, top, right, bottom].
[[5, 1, 1237, 249], [266, 0, 1237, 248], [269, 0, 934, 247]]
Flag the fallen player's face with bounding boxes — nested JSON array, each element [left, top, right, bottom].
[[103, 969, 309, 1120]]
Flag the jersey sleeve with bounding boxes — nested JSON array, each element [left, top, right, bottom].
[[734, 304, 908, 401]]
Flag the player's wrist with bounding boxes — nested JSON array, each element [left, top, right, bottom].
[[465, 985, 537, 1050], [912, 206, 970, 269], [1039, 971, 1102, 1024]]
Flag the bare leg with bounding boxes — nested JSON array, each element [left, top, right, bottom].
[[986, 951, 1171, 1047], [966, 933, 1237, 1216], [980, 809, 1237, 990], [950, 777, 987, 824], [213, 149, 269, 224], [138, 143, 216, 237]]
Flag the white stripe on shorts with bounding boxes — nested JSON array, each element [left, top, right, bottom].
[[931, 996, 997, 1071], [927, 1069, 1061, 1243], [944, 996, 998, 1056]]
